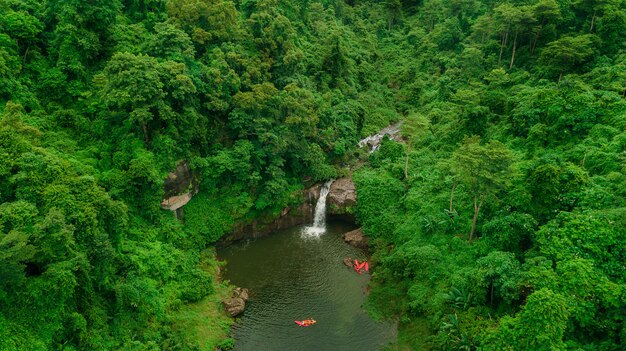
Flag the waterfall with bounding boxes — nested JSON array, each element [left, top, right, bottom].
[[302, 180, 334, 236]]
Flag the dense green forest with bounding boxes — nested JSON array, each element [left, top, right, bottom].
[[0, 0, 624, 350]]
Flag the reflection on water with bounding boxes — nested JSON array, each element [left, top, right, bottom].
[[217, 222, 396, 351]]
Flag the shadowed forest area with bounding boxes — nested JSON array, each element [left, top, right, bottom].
[[0, 0, 624, 350]]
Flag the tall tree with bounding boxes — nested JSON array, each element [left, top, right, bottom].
[[540, 34, 596, 81], [166, 0, 240, 47], [385, 0, 402, 30], [97, 52, 196, 145], [451, 136, 514, 244], [401, 113, 430, 181], [488, 289, 570, 350], [530, 0, 561, 54], [493, 3, 536, 68], [574, 0, 619, 32]]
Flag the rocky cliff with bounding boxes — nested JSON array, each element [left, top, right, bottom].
[[223, 178, 358, 241], [160, 160, 198, 217], [222, 183, 318, 240]]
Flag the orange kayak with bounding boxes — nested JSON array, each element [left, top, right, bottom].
[[295, 319, 316, 327]]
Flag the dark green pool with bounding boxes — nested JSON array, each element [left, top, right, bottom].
[[217, 222, 396, 351]]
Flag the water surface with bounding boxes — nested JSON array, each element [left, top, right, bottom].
[[217, 222, 396, 351]]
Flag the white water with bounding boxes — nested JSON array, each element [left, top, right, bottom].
[[302, 180, 334, 237], [357, 122, 403, 153]]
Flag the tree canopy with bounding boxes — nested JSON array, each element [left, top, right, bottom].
[[1, 0, 625, 349]]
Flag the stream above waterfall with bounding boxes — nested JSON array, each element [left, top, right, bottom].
[[217, 222, 396, 350], [358, 122, 403, 153]]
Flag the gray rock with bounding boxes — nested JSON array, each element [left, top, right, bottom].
[[326, 177, 357, 223], [328, 178, 357, 208], [357, 122, 403, 152], [342, 228, 368, 249]]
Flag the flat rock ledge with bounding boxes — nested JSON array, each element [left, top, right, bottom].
[[222, 287, 249, 317], [161, 160, 199, 213], [342, 228, 368, 249]]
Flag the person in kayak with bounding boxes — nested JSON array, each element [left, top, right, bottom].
[[295, 319, 317, 326]]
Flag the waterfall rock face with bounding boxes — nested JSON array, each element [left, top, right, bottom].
[[224, 178, 357, 241], [328, 178, 357, 207], [327, 177, 357, 222], [227, 201, 315, 241]]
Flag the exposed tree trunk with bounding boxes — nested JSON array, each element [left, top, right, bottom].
[[509, 31, 518, 69], [141, 119, 150, 144], [531, 17, 547, 54], [469, 193, 485, 245], [23, 46, 30, 63], [558, 71, 563, 83], [590, 10, 597, 32], [498, 32, 508, 66]]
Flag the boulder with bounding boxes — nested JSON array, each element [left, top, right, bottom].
[[342, 228, 368, 249], [343, 257, 354, 267], [223, 298, 246, 317], [233, 287, 249, 301], [328, 178, 357, 208], [223, 287, 250, 317]]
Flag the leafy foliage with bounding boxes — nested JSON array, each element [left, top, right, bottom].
[[0, 0, 625, 349]]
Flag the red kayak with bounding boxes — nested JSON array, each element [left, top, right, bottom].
[[353, 259, 368, 274], [295, 319, 316, 327]]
